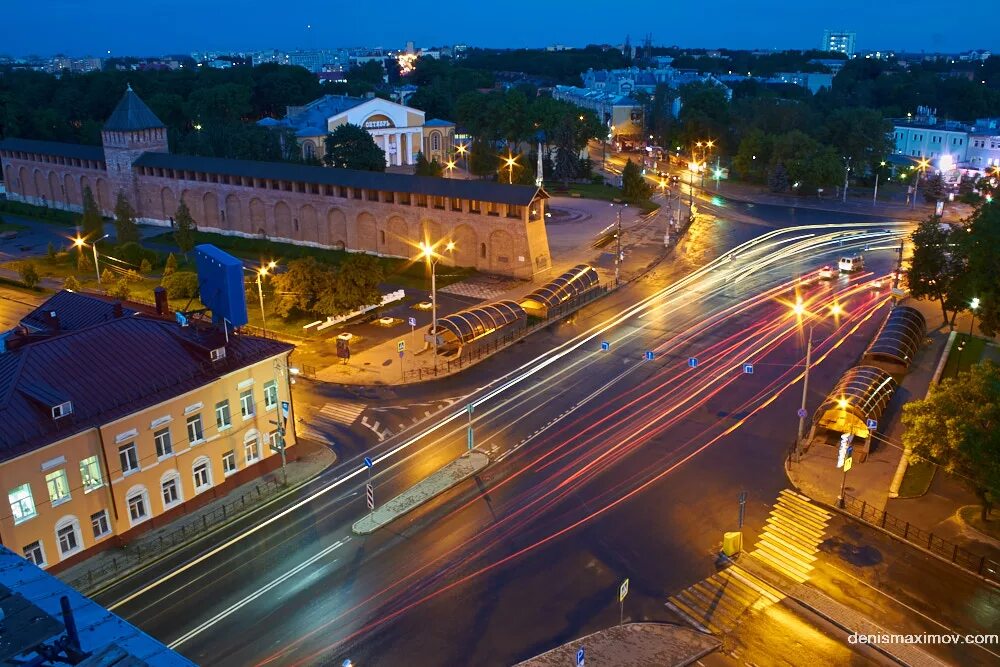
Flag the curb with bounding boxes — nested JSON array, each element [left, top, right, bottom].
[[75, 443, 337, 598]]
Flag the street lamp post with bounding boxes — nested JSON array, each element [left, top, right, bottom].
[[960, 297, 981, 373], [420, 241, 455, 374], [610, 202, 626, 286], [842, 158, 851, 203], [73, 233, 109, 284], [796, 325, 813, 447], [911, 158, 931, 209], [873, 160, 886, 205], [250, 260, 277, 336]]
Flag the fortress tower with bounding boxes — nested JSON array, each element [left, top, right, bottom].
[[100, 85, 169, 212]]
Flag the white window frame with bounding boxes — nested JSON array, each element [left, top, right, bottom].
[[119, 442, 140, 475], [91, 509, 111, 539], [215, 399, 232, 431], [244, 431, 261, 464], [125, 485, 150, 527], [187, 414, 205, 445], [264, 381, 278, 411], [79, 456, 103, 492], [23, 540, 46, 568], [192, 456, 212, 493], [160, 471, 183, 510], [222, 450, 237, 476], [45, 469, 71, 507], [240, 389, 255, 419], [9, 483, 37, 524], [54, 516, 83, 559], [154, 427, 173, 459]]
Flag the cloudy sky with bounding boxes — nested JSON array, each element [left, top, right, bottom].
[[6, 0, 993, 56]]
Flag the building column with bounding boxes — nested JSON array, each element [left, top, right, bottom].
[[396, 132, 403, 166]]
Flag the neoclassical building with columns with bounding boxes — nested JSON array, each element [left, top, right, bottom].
[[258, 94, 456, 167], [0, 89, 550, 279]]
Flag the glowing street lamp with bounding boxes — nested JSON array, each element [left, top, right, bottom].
[[72, 233, 109, 284], [793, 298, 848, 448], [503, 152, 518, 184], [445, 159, 456, 176], [910, 157, 931, 209], [420, 241, 456, 374], [247, 260, 278, 335]]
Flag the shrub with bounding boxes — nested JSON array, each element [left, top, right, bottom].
[[139, 258, 153, 275], [101, 268, 116, 284], [114, 241, 158, 270], [46, 242, 56, 262], [18, 262, 39, 288], [123, 269, 143, 283], [161, 271, 200, 299], [77, 251, 94, 274], [63, 275, 81, 291], [106, 278, 131, 301], [164, 253, 178, 276]]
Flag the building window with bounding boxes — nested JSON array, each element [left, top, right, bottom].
[[23, 541, 45, 567], [215, 400, 232, 431], [193, 458, 212, 492], [126, 488, 149, 525], [45, 469, 71, 506], [416, 194, 428, 207], [119, 442, 139, 474], [223, 450, 237, 476], [154, 427, 173, 458], [80, 456, 103, 492], [9, 484, 37, 524], [187, 414, 205, 444], [161, 473, 181, 508], [240, 390, 255, 419], [267, 430, 281, 452], [480, 243, 487, 259], [91, 510, 110, 539], [470, 200, 481, 214], [451, 198, 462, 212], [245, 433, 261, 463], [55, 518, 82, 557], [264, 381, 278, 410]]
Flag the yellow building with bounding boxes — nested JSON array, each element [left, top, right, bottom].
[[0, 292, 295, 572]]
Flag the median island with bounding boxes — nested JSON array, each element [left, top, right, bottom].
[[353, 451, 490, 535]]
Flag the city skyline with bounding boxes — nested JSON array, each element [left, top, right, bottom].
[[5, 0, 997, 57]]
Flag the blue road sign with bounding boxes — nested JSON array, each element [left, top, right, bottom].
[[363, 456, 373, 468], [847, 445, 854, 457], [688, 357, 699, 368], [743, 363, 754, 374], [601, 341, 610, 351], [866, 418, 878, 430], [797, 408, 808, 418], [645, 351, 654, 361], [408, 316, 417, 327], [577, 647, 585, 666]]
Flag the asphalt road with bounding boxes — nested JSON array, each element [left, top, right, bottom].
[[96, 212, 948, 666]]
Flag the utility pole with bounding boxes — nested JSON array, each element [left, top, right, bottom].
[[614, 203, 624, 286], [796, 326, 813, 452], [842, 158, 850, 203], [270, 360, 288, 486], [891, 241, 904, 304], [873, 160, 885, 205]]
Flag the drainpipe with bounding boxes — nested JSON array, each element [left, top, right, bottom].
[[94, 427, 120, 522]]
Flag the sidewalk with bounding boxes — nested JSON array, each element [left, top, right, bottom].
[[787, 296, 1000, 565], [514, 623, 719, 667], [58, 436, 337, 595]]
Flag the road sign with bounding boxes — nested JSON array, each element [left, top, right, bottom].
[[743, 363, 754, 374], [363, 456, 373, 469], [576, 647, 585, 667], [397, 340, 405, 353], [866, 418, 878, 430], [619, 578, 629, 602], [797, 408, 808, 419], [408, 316, 417, 327], [281, 400, 290, 426], [645, 351, 654, 361], [601, 341, 610, 351], [365, 483, 374, 510], [837, 435, 850, 468], [843, 456, 853, 472], [688, 357, 698, 368]]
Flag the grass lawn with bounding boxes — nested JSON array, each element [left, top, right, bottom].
[[0, 219, 28, 233], [896, 459, 936, 498], [941, 334, 987, 379], [547, 183, 659, 213], [0, 200, 80, 227], [958, 505, 1000, 541], [147, 230, 475, 291]]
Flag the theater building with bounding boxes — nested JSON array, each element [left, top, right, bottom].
[[0, 88, 550, 279], [258, 94, 456, 167]]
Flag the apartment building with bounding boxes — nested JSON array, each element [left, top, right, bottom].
[[0, 292, 295, 572]]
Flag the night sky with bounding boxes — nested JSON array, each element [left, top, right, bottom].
[[6, 0, 996, 57]]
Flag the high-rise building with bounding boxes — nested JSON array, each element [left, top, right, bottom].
[[822, 30, 856, 57]]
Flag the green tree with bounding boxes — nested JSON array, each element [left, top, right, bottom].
[[139, 258, 153, 275], [18, 261, 39, 288], [907, 216, 966, 325], [164, 252, 178, 276], [161, 272, 201, 299], [174, 200, 197, 260], [113, 191, 140, 244], [101, 268, 116, 284], [322, 254, 385, 315], [621, 159, 651, 203], [963, 201, 1000, 336], [820, 107, 892, 173], [733, 129, 771, 183], [46, 241, 56, 262], [922, 172, 946, 203], [270, 256, 334, 318], [77, 250, 93, 275], [468, 138, 499, 178], [107, 277, 131, 301], [63, 275, 81, 291], [902, 362, 1000, 520], [768, 163, 790, 193], [323, 123, 386, 171], [414, 151, 443, 177], [80, 186, 102, 239], [553, 115, 578, 187]]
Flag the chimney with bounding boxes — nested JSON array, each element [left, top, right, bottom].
[[113, 302, 123, 318], [48, 311, 60, 331], [153, 286, 169, 316]]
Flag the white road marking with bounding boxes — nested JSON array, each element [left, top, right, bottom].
[[319, 401, 367, 424]]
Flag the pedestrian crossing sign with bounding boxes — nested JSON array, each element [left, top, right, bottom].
[[619, 578, 629, 602], [843, 456, 853, 472]]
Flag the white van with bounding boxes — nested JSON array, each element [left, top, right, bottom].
[[838, 256, 864, 273]]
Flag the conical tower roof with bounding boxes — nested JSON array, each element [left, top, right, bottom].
[[103, 85, 165, 132]]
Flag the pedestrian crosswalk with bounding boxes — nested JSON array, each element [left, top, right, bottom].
[[665, 489, 831, 633], [318, 400, 367, 425]]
